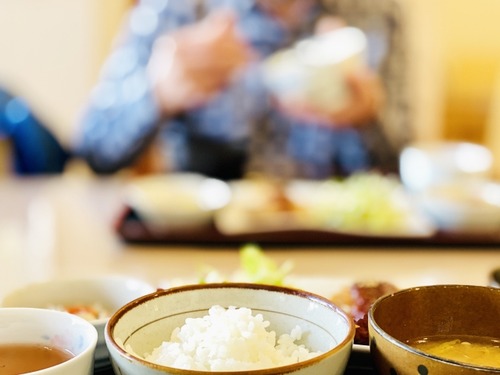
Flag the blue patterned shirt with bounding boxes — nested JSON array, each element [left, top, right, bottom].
[[75, 0, 408, 179]]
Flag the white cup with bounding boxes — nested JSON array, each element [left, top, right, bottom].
[[262, 27, 367, 112], [399, 141, 494, 193], [0, 307, 98, 374]]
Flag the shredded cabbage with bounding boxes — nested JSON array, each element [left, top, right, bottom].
[[198, 244, 293, 286]]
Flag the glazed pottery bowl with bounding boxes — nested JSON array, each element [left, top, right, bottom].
[[0, 307, 97, 374], [368, 284, 500, 375], [105, 282, 355, 375]]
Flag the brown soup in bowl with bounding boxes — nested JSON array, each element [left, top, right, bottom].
[[0, 343, 74, 374]]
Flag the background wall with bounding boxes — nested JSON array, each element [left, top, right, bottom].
[[0, 0, 132, 147], [402, 0, 500, 176], [1, 0, 500, 169]]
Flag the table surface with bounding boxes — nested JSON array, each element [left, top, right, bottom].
[[1, 174, 498, 297], [0, 174, 498, 375]]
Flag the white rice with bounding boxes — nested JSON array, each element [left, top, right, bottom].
[[144, 305, 323, 371]]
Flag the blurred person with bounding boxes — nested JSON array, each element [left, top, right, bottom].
[[73, 0, 410, 181], [0, 86, 69, 175]]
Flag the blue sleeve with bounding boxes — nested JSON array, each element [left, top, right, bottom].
[[0, 87, 69, 174], [74, 0, 198, 174]]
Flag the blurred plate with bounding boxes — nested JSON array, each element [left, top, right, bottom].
[[214, 175, 436, 238]]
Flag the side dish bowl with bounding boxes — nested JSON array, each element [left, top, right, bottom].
[[399, 141, 493, 193], [124, 173, 232, 232], [368, 284, 500, 374], [105, 283, 355, 375], [1, 275, 155, 367], [0, 307, 97, 375], [417, 181, 500, 233]]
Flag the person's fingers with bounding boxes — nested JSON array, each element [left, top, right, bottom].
[[329, 69, 384, 125], [149, 10, 255, 114], [172, 11, 252, 81]]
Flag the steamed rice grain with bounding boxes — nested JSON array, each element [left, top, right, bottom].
[[144, 305, 323, 371]]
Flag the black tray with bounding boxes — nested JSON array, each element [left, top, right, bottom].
[[115, 207, 500, 247]]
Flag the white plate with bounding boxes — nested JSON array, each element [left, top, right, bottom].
[[214, 177, 436, 238]]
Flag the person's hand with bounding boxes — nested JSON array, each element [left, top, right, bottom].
[[148, 10, 253, 117], [324, 67, 385, 127]]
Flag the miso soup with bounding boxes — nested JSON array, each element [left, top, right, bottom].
[[407, 335, 500, 368], [0, 343, 74, 374]]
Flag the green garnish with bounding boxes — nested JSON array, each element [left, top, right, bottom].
[[239, 243, 293, 286], [198, 244, 293, 286]]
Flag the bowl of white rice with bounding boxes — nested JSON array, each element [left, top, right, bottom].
[[105, 283, 355, 375]]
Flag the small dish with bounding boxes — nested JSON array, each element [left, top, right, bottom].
[[124, 173, 231, 232], [0, 307, 98, 374], [418, 181, 500, 233], [399, 141, 493, 193], [1, 275, 155, 367]]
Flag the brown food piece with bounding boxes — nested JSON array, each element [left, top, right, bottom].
[[331, 281, 399, 345], [354, 314, 369, 345], [350, 281, 399, 321]]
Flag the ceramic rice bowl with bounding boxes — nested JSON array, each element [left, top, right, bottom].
[[105, 282, 355, 375]]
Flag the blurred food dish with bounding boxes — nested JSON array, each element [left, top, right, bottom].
[[399, 141, 493, 193], [124, 173, 231, 232], [214, 173, 435, 238]]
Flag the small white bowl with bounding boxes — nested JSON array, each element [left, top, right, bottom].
[[1, 275, 155, 366], [399, 141, 493, 193], [0, 307, 97, 374], [105, 283, 355, 375], [124, 173, 232, 232], [418, 181, 500, 233]]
